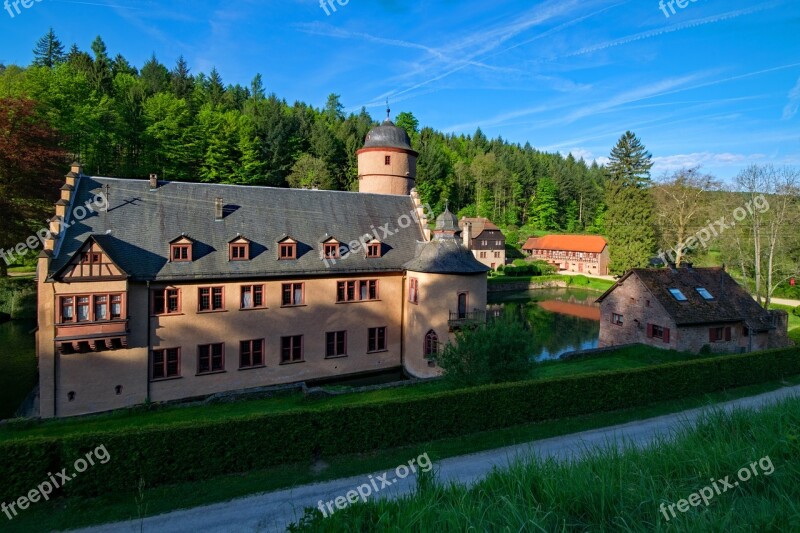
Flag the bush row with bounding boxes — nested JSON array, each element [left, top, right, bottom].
[[1, 346, 799, 501], [498, 261, 557, 277]]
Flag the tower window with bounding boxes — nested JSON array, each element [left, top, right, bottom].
[[385, 155, 391, 165]]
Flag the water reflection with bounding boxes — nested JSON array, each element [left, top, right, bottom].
[[488, 289, 601, 361]]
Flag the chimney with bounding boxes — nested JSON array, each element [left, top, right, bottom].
[[215, 198, 223, 221], [462, 220, 472, 249], [149, 173, 158, 190]]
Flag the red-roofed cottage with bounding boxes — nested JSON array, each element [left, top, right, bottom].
[[522, 235, 609, 276]]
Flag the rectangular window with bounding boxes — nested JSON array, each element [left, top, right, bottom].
[[110, 294, 122, 319], [240, 339, 264, 369], [696, 287, 714, 300], [153, 288, 181, 315], [326, 331, 347, 358], [366, 243, 381, 258], [384, 155, 391, 165], [281, 335, 303, 363], [230, 243, 248, 261], [368, 327, 387, 353], [282, 283, 304, 306], [409, 278, 419, 304], [611, 313, 624, 326], [241, 285, 265, 309], [669, 288, 688, 301], [710, 326, 731, 343], [279, 243, 297, 260], [324, 242, 339, 259], [152, 348, 180, 380], [60, 297, 74, 323], [199, 287, 224, 312], [494, 251, 501, 258], [198, 343, 225, 374], [337, 280, 379, 302], [94, 295, 108, 321], [76, 296, 90, 322], [480, 251, 487, 258], [171, 244, 191, 262]]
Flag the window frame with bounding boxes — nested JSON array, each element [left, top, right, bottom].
[[280, 335, 304, 364], [323, 242, 340, 259], [336, 280, 380, 303], [424, 330, 439, 358], [151, 347, 181, 381], [59, 293, 126, 324], [197, 343, 225, 374], [240, 285, 265, 310], [409, 278, 419, 305], [279, 242, 297, 260], [384, 155, 391, 165], [611, 313, 624, 326], [198, 286, 225, 312], [368, 326, 388, 353], [239, 339, 265, 369], [170, 243, 192, 263], [229, 242, 249, 261], [281, 283, 305, 307], [152, 288, 182, 316], [325, 331, 348, 358], [366, 242, 381, 258]]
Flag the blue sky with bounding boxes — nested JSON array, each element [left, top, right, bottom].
[[2, 0, 799, 180]]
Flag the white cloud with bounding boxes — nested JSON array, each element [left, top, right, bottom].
[[782, 76, 800, 120]]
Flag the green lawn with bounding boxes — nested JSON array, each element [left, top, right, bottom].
[[0, 344, 704, 443], [488, 273, 614, 292], [289, 394, 800, 532], [6, 374, 800, 533]]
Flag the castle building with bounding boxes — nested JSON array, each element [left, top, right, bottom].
[[458, 217, 506, 270], [36, 115, 489, 418]]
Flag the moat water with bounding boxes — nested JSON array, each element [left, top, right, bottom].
[[488, 288, 601, 361]]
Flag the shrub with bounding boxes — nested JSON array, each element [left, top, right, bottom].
[[793, 306, 800, 318], [568, 275, 590, 286], [1, 346, 798, 502], [438, 316, 533, 388]]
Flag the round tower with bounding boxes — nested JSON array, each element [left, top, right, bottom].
[[357, 106, 418, 195]]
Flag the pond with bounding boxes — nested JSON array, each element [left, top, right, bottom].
[[488, 288, 601, 361]]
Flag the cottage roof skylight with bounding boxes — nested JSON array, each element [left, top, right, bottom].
[[696, 287, 714, 300], [668, 288, 688, 301]]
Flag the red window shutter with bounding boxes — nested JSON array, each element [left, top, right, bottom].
[[709, 328, 716, 342], [724, 327, 731, 341], [663, 328, 670, 344], [647, 323, 653, 338]]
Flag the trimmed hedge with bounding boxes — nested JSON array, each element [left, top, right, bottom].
[[1, 346, 799, 501]]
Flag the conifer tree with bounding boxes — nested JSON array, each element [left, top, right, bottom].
[[604, 131, 656, 274], [32, 28, 65, 68]]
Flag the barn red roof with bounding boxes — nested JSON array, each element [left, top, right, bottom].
[[522, 235, 607, 253]]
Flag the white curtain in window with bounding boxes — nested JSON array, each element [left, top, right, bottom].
[[294, 286, 303, 305], [242, 288, 253, 309]]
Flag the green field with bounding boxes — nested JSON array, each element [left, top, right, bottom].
[[289, 395, 800, 532]]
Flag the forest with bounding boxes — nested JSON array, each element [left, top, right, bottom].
[[1, 30, 798, 301]]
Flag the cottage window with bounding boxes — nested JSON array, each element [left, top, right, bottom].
[[198, 343, 225, 374], [326, 331, 347, 358], [368, 327, 387, 353], [709, 326, 731, 343], [611, 313, 623, 326], [281, 335, 304, 363], [240, 339, 264, 368], [152, 348, 180, 380]]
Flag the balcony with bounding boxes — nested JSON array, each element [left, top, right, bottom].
[[55, 320, 129, 354], [448, 309, 488, 329]]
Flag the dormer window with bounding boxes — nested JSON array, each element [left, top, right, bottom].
[[366, 241, 382, 258], [278, 237, 297, 260], [229, 237, 250, 261], [170, 236, 193, 262], [323, 240, 340, 259]]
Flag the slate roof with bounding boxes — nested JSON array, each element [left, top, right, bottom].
[[403, 209, 490, 275], [459, 217, 502, 238], [362, 120, 417, 153], [523, 234, 607, 253], [596, 267, 776, 331], [49, 177, 425, 282]]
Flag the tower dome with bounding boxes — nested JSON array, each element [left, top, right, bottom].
[[357, 105, 418, 196]]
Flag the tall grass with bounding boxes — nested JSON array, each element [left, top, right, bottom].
[[289, 397, 800, 531]]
